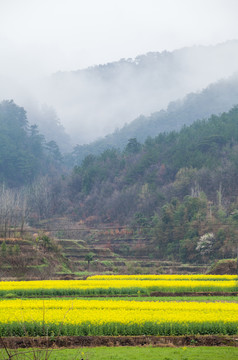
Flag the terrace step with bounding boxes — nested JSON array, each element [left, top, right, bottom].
[[53, 235, 209, 274]]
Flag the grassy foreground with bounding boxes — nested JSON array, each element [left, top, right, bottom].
[[1, 346, 238, 360]]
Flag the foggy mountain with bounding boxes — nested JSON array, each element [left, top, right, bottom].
[[0, 75, 72, 153], [1, 40, 238, 151], [41, 40, 238, 144], [26, 103, 72, 153], [71, 72, 238, 164]]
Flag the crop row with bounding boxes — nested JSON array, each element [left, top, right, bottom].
[[0, 279, 237, 297], [0, 299, 237, 336], [0, 321, 237, 336]]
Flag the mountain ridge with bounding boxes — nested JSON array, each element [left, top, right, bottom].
[[44, 40, 238, 144]]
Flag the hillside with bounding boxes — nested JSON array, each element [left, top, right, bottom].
[[71, 73, 238, 164], [0, 233, 70, 280], [65, 106, 238, 262], [1, 100, 238, 264]]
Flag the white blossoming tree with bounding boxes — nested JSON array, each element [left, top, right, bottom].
[[196, 232, 215, 260]]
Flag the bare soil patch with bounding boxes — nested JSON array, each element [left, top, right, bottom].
[[150, 292, 238, 297], [208, 259, 237, 275], [1, 335, 238, 348]]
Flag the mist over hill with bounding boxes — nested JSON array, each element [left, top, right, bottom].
[[1, 41, 238, 151], [0, 75, 72, 153], [71, 72, 238, 164], [41, 40, 238, 144]]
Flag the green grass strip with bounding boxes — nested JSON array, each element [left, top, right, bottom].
[[1, 347, 238, 360]]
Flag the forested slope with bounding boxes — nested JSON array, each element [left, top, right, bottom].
[[66, 107, 238, 261], [1, 99, 238, 263]]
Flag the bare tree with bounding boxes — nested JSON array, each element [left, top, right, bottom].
[[0, 185, 32, 237], [28, 176, 53, 222]]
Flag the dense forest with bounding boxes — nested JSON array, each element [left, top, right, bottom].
[[1, 99, 238, 262]]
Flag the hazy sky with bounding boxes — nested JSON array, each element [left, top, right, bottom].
[[1, 0, 238, 79]]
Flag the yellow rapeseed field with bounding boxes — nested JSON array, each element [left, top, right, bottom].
[[0, 299, 237, 325], [0, 277, 237, 335], [87, 274, 237, 280], [0, 278, 236, 294]]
